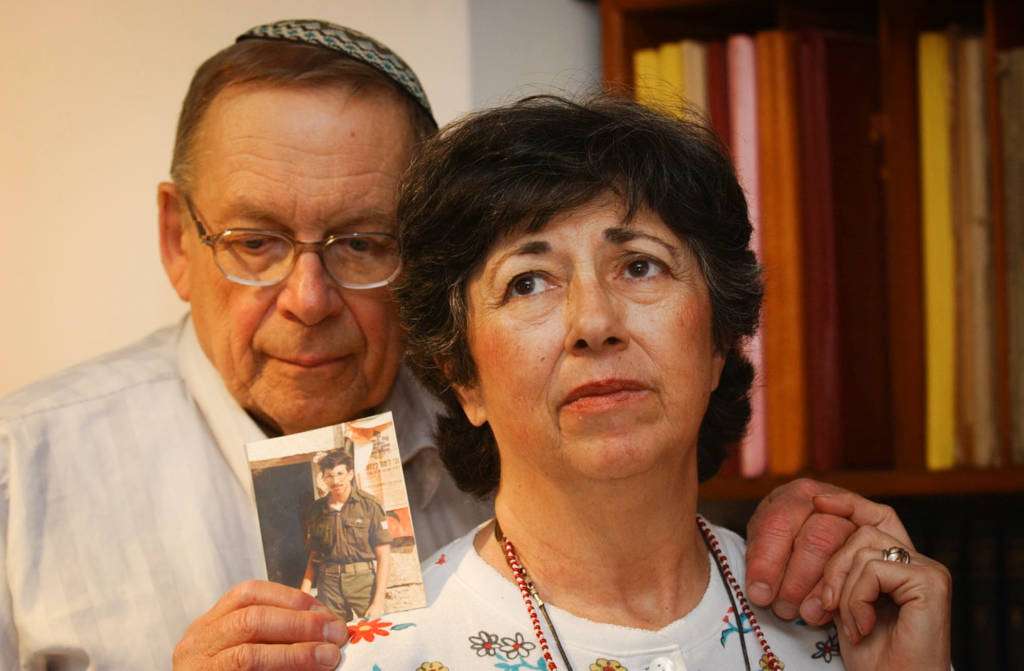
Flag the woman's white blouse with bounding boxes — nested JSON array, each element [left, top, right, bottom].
[[338, 521, 845, 671]]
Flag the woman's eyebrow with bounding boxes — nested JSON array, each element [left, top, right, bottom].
[[510, 240, 551, 256], [490, 239, 551, 268], [604, 226, 681, 257], [481, 239, 552, 288]]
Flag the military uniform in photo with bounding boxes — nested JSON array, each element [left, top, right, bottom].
[[305, 487, 393, 620]]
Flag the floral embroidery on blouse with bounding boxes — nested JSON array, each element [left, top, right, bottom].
[[811, 626, 841, 663], [589, 659, 628, 671], [467, 629, 547, 669], [720, 606, 753, 646], [469, 630, 501, 656], [499, 632, 536, 658], [347, 617, 415, 644]]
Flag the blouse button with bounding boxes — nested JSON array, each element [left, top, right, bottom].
[[646, 657, 680, 671]]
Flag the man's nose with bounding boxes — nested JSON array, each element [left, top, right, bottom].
[[276, 250, 344, 325]]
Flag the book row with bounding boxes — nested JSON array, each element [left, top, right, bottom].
[[631, 28, 1024, 477]]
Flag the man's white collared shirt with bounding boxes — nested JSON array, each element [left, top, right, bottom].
[[0, 317, 489, 669]]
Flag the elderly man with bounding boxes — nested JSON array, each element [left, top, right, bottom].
[[0, 21, 484, 670], [0, 19, 905, 671]]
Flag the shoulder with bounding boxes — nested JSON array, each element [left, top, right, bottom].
[[419, 524, 490, 597], [351, 487, 385, 510], [0, 324, 199, 466], [379, 364, 444, 462], [307, 496, 330, 514], [700, 519, 748, 571], [0, 324, 183, 424]]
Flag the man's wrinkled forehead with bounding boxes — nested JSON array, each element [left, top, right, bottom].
[[188, 79, 415, 194]]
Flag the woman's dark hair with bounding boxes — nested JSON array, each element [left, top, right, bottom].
[[394, 95, 762, 498]]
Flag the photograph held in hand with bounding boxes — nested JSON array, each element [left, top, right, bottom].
[[246, 412, 426, 623]]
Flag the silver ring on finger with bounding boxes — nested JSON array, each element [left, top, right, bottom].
[[882, 546, 911, 564]]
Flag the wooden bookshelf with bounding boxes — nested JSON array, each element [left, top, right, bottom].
[[600, 0, 1024, 497], [700, 466, 1024, 500]]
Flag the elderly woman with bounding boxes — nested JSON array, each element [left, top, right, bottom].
[[334, 96, 951, 671]]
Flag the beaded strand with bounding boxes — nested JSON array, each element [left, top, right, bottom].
[[500, 517, 783, 671], [697, 516, 783, 670], [501, 535, 564, 670]]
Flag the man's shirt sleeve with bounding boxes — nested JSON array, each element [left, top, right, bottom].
[[369, 500, 394, 547]]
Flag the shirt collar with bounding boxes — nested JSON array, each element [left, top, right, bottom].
[[176, 315, 444, 504], [364, 361, 448, 509], [176, 315, 266, 506], [372, 363, 443, 463]]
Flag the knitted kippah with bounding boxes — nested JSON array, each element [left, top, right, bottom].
[[238, 19, 434, 122]]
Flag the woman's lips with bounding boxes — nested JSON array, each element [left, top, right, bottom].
[[561, 379, 650, 412]]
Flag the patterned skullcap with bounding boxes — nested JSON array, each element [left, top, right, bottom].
[[237, 19, 435, 123]]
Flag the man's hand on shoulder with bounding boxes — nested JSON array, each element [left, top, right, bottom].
[[173, 580, 348, 671], [744, 478, 909, 626]]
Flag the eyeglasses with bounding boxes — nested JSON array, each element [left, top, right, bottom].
[[183, 196, 400, 289]]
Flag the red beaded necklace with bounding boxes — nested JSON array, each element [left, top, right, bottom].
[[496, 516, 783, 671]]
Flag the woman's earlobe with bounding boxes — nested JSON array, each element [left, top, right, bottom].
[[710, 348, 727, 392], [452, 381, 488, 427], [436, 357, 488, 426]]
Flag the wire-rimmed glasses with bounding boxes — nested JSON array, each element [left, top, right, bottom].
[[183, 196, 400, 289]]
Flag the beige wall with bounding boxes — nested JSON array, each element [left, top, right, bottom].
[[0, 0, 598, 396]]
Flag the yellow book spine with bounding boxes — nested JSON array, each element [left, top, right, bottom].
[[657, 41, 685, 116], [681, 39, 709, 117], [918, 32, 957, 470], [633, 47, 660, 109]]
